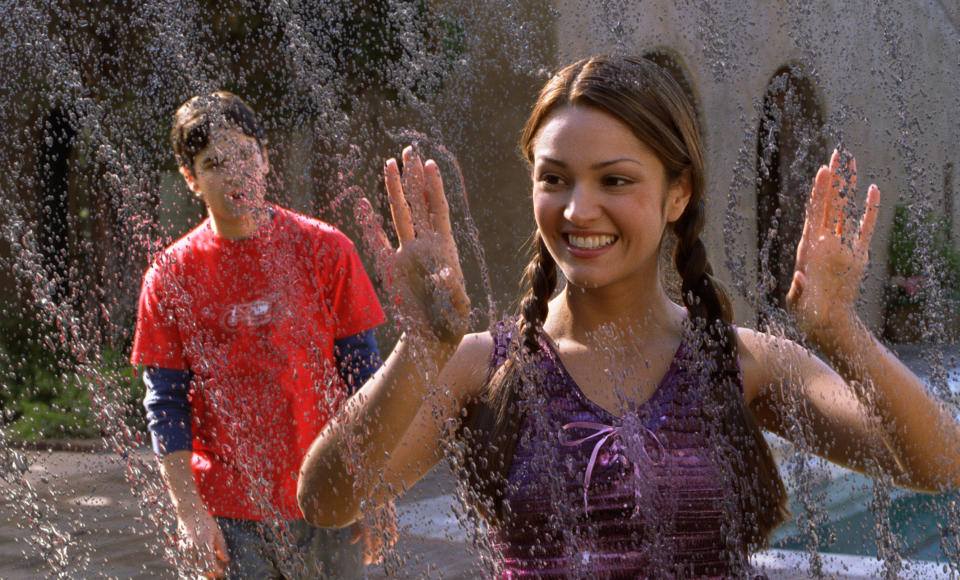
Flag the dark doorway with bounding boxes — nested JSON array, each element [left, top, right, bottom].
[[755, 68, 827, 324], [642, 50, 700, 123], [37, 107, 78, 304]]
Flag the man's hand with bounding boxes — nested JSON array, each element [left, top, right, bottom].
[[350, 501, 399, 565], [176, 505, 230, 578], [160, 451, 230, 578]]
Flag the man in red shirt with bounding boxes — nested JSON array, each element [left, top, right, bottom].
[[131, 91, 389, 578]]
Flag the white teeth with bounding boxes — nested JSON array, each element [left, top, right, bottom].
[[567, 234, 615, 249]]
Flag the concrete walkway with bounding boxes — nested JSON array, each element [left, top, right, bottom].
[[2, 446, 952, 579], [0, 447, 482, 579]]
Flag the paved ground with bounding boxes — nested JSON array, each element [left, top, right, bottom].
[[0, 446, 482, 579], [1, 343, 957, 579]]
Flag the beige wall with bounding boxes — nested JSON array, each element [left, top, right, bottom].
[[553, 0, 960, 329]]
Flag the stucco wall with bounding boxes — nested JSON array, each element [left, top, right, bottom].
[[552, 0, 960, 330]]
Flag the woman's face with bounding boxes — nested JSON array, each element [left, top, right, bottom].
[[530, 106, 690, 292]]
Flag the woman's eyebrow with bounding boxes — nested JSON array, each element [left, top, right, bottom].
[[536, 157, 645, 169], [591, 158, 644, 170], [536, 156, 566, 167]]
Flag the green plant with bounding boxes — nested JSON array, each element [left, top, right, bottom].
[[886, 204, 960, 308], [0, 315, 145, 441]]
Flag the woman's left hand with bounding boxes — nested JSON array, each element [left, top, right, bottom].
[[786, 149, 881, 339]]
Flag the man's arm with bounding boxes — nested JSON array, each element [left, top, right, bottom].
[[333, 330, 400, 564], [144, 368, 229, 577], [333, 329, 382, 395]]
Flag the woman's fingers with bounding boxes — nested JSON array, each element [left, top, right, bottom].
[[839, 154, 858, 237], [385, 158, 414, 244], [858, 184, 881, 250], [817, 149, 860, 239], [402, 146, 431, 233], [826, 150, 845, 235], [811, 164, 832, 235], [423, 160, 453, 238], [786, 269, 807, 307]]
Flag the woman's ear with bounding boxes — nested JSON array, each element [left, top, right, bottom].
[[665, 170, 692, 223]]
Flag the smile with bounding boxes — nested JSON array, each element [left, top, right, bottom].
[[566, 233, 616, 250]]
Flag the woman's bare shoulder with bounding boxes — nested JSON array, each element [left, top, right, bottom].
[[736, 326, 800, 402], [442, 330, 497, 400]]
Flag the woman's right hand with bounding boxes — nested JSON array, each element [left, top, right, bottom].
[[357, 146, 470, 345]]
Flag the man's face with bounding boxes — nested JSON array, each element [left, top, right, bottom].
[[182, 125, 269, 225]]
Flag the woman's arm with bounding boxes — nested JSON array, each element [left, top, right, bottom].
[[297, 147, 477, 527], [746, 150, 960, 491], [298, 331, 489, 527]]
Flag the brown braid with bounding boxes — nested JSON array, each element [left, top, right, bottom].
[[518, 234, 557, 353], [673, 196, 789, 551], [456, 235, 558, 524]]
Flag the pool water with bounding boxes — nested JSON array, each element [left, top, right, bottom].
[[771, 342, 960, 564], [772, 470, 960, 561]]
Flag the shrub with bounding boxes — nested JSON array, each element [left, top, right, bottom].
[[0, 316, 144, 441], [886, 204, 960, 308]]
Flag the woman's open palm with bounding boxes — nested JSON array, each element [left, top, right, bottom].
[[786, 149, 881, 336], [357, 146, 470, 344]]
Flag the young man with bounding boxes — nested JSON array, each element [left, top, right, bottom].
[[131, 91, 389, 579]]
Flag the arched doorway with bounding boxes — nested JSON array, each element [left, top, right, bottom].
[[37, 106, 77, 305], [755, 67, 827, 325]]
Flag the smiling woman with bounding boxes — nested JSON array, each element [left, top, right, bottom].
[[297, 55, 960, 578]]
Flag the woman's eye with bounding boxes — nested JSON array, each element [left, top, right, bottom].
[[603, 175, 632, 187], [538, 173, 565, 186]]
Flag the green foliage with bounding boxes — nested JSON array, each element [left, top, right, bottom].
[[0, 316, 145, 441], [887, 204, 960, 307]]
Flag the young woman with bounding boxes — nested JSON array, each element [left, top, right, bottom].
[[297, 56, 960, 578]]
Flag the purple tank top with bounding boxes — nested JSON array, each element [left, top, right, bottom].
[[487, 324, 762, 579]]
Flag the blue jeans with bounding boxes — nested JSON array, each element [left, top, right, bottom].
[[216, 517, 363, 579]]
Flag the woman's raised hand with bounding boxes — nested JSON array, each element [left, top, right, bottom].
[[786, 149, 881, 339], [356, 146, 470, 345]]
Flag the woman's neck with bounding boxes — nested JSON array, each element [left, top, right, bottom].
[[545, 279, 685, 346]]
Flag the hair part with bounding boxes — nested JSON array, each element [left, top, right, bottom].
[[170, 90, 266, 172], [467, 56, 788, 548]]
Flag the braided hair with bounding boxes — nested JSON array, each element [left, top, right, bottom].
[[462, 56, 787, 546]]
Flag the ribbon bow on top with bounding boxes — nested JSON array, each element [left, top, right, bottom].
[[560, 420, 666, 515]]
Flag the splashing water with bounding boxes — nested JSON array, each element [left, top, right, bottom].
[[1, 1, 959, 578]]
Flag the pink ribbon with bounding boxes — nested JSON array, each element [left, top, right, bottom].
[[560, 421, 666, 515]]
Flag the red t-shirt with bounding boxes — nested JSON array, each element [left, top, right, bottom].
[[131, 206, 385, 520]]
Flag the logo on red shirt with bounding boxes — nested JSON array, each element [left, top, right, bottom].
[[222, 298, 275, 329]]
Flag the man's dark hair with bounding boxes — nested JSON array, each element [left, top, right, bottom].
[[170, 91, 266, 172]]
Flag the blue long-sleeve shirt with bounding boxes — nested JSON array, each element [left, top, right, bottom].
[[143, 329, 381, 455]]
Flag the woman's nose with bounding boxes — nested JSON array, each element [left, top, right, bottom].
[[563, 186, 601, 224]]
